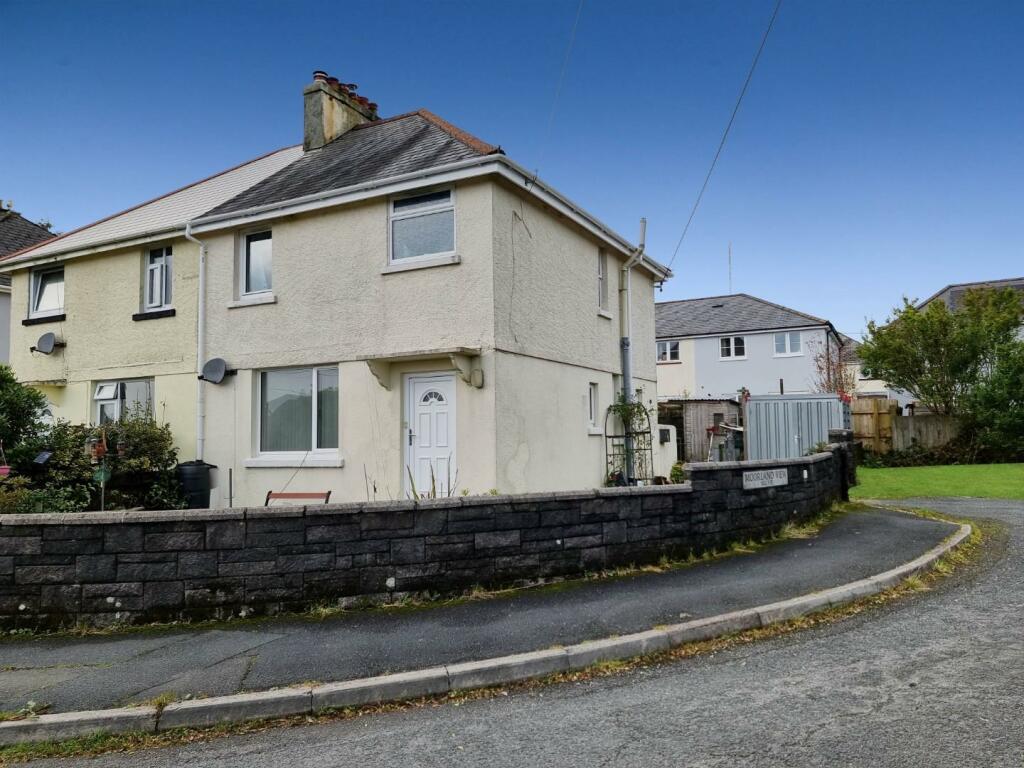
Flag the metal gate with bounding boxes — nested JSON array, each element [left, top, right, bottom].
[[744, 394, 850, 460]]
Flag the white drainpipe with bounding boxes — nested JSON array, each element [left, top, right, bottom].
[[184, 222, 207, 462]]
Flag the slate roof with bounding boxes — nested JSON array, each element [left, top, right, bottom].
[[0, 146, 302, 266], [918, 276, 1024, 310], [656, 293, 831, 339], [0, 210, 54, 259], [202, 110, 501, 219]]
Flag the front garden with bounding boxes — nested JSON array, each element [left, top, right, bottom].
[[852, 463, 1024, 500], [0, 365, 184, 514]]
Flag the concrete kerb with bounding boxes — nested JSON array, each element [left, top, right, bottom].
[[0, 522, 972, 747]]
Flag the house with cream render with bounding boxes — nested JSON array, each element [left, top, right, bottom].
[[1, 71, 670, 506], [0, 147, 304, 454]]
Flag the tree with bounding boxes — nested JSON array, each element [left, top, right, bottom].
[[964, 341, 1024, 460], [0, 364, 48, 455], [858, 288, 1023, 415], [809, 338, 858, 395]]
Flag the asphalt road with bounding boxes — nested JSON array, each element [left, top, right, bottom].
[[27, 498, 1024, 767], [1, 507, 953, 713]]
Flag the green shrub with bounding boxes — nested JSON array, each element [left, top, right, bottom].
[[1, 412, 184, 514], [669, 462, 687, 484]]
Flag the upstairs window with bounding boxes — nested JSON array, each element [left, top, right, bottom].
[[145, 246, 172, 310], [720, 336, 746, 359], [597, 250, 608, 311], [657, 340, 680, 362], [94, 379, 153, 424], [30, 266, 64, 318], [390, 190, 455, 262], [243, 231, 273, 295], [774, 331, 802, 356]]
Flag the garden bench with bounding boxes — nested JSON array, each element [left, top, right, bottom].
[[264, 490, 332, 506]]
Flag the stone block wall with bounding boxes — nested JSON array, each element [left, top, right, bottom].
[[0, 448, 849, 628]]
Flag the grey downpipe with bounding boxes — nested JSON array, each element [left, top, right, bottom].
[[618, 218, 647, 483], [184, 222, 208, 462]]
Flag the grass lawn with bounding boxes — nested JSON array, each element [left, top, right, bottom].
[[852, 463, 1024, 500]]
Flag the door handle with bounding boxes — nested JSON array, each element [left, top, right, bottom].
[[408, 430, 414, 446]]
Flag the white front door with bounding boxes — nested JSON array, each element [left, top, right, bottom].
[[405, 374, 456, 497]]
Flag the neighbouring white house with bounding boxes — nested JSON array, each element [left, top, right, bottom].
[[0, 206, 55, 364], [655, 293, 843, 400], [1, 71, 671, 506]]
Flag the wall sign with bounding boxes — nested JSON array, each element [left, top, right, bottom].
[[742, 468, 789, 490]]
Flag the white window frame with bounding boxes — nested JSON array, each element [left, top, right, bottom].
[[388, 188, 456, 266], [719, 336, 747, 360], [29, 266, 65, 318], [773, 331, 803, 357], [657, 340, 680, 363], [92, 379, 153, 423], [587, 382, 600, 429], [144, 245, 172, 310], [255, 366, 340, 461], [240, 229, 273, 298], [597, 250, 608, 312]]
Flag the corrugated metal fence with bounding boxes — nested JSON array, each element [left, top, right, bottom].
[[745, 394, 851, 460]]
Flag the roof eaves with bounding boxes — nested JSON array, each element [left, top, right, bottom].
[[0, 144, 301, 266]]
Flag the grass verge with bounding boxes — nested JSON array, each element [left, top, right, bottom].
[[0, 505, 984, 765], [852, 463, 1024, 500]]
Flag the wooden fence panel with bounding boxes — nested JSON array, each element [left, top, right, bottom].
[[851, 398, 960, 453]]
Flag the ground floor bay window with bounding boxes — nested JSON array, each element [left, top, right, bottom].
[[257, 366, 339, 462]]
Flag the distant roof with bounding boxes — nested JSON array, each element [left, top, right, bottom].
[[656, 293, 831, 338], [0, 210, 54, 260], [0, 145, 302, 267], [202, 110, 501, 219], [918, 277, 1024, 310]]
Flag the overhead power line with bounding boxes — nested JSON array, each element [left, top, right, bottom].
[[667, 0, 783, 269], [529, 0, 586, 187]]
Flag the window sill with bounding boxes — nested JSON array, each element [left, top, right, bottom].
[[718, 357, 747, 362], [244, 455, 345, 469], [773, 352, 804, 358], [382, 253, 460, 274], [597, 308, 613, 320], [587, 427, 604, 436], [132, 308, 176, 321], [656, 360, 682, 366], [229, 293, 277, 309], [23, 313, 66, 326]]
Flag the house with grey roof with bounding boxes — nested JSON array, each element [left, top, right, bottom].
[[2, 71, 671, 506], [0, 206, 55, 363], [655, 293, 843, 399], [918, 277, 1024, 341]]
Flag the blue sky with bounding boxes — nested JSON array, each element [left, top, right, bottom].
[[3, 0, 1022, 337]]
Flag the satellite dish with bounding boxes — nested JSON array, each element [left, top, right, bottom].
[[200, 357, 236, 384], [32, 332, 65, 355]]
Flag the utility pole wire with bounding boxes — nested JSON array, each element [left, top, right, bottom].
[[529, 0, 586, 187], [667, 0, 783, 269]]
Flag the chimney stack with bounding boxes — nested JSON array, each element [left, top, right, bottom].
[[303, 70, 380, 151]]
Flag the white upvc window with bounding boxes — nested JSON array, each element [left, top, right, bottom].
[[144, 246, 172, 310], [587, 382, 599, 428], [657, 340, 680, 362], [719, 336, 746, 359], [597, 250, 608, 311], [30, 266, 64, 318], [389, 189, 455, 263], [258, 366, 339, 457], [93, 379, 154, 424], [242, 231, 273, 296], [774, 331, 803, 356]]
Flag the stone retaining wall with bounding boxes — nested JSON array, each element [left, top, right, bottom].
[[0, 447, 852, 628]]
